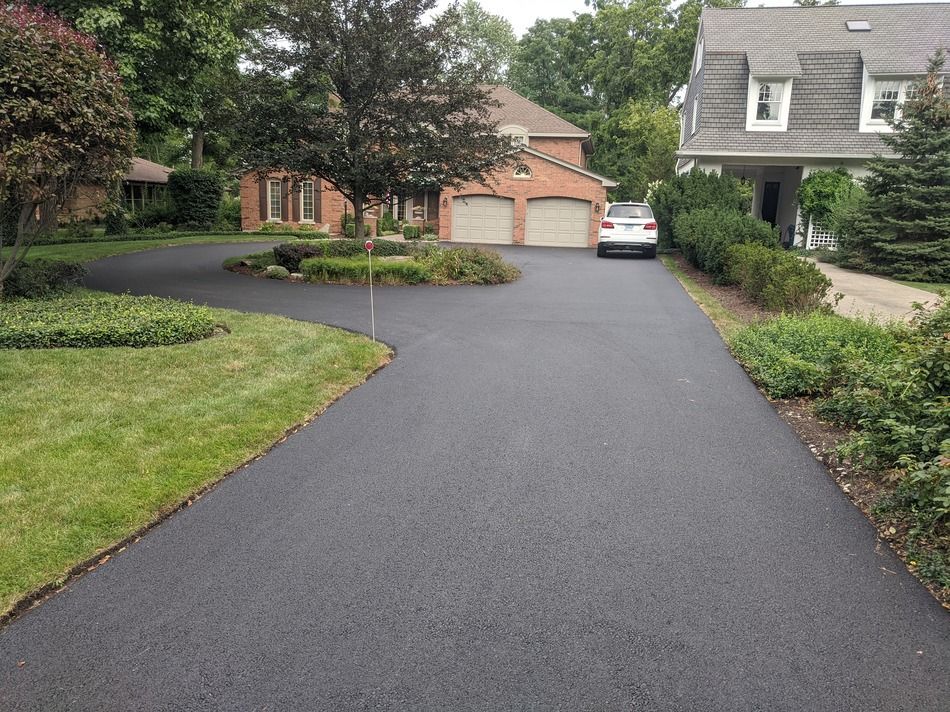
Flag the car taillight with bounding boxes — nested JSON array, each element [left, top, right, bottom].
[[601, 220, 614, 229], [644, 221, 657, 230]]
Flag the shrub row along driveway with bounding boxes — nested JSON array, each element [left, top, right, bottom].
[[2, 243, 948, 710]]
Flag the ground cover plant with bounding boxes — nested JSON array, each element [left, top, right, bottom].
[[0, 303, 389, 617], [0, 292, 216, 349]]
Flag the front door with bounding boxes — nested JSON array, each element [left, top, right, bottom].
[[761, 181, 780, 226]]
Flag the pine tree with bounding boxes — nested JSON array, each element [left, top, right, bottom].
[[860, 51, 950, 281]]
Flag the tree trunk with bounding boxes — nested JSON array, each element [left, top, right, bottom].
[[352, 189, 365, 241], [191, 128, 205, 170]]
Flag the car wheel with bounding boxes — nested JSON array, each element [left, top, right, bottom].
[[596, 245, 607, 258], [647, 247, 657, 259]]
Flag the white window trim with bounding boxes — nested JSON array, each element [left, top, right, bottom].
[[268, 180, 282, 221], [745, 76, 793, 132], [691, 96, 698, 135], [858, 69, 939, 133], [499, 124, 529, 147], [300, 180, 315, 223], [694, 29, 704, 76], [513, 165, 533, 180]]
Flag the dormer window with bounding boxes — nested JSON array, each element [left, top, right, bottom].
[[871, 80, 900, 121], [499, 124, 529, 147], [745, 76, 793, 132], [859, 71, 938, 132]]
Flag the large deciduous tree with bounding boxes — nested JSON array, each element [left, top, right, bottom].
[[0, 4, 135, 295], [441, 0, 517, 84], [239, 0, 515, 239]]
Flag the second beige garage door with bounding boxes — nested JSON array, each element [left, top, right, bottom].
[[452, 195, 514, 244], [525, 197, 591, 247]]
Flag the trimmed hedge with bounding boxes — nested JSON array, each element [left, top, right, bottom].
[[725, 243, 832, 313], [650, 169, 753, 247], [0, 293, 217, 349], [273, 239, 409, 271], [403, 225, 421, 240], [425, 246, 521, 284], [674, 208, 779, 281], [728, 312, 900, 398], [301, 256, 429, 285], [168, 169, 224, 228], [3, 259, 86, 299], [344, 222, 371, 238]]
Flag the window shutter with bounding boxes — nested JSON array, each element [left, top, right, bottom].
[[281, 179, 289, 221], [314, 179, 323, 223], [258, 178, 267, 220], [291, 182, 300, 222]]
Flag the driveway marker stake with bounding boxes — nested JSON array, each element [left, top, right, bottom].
[[365, 239, 375, 341]]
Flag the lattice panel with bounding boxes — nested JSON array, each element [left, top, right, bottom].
[[806, 220, 838, 251]]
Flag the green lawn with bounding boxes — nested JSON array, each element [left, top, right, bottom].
[[894, 279, 950, 295], [0, 303, 390, 616], [660, 255, 745, 338], [22, 234, 279, 264]]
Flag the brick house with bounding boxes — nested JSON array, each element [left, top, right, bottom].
[[239, 86, 617, 247], [61, 158, 172, 220], [677, 4, 950, 249]]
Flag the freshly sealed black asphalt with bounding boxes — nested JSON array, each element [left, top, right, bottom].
[[2, 243, 948, 710]]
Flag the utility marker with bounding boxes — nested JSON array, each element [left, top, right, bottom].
[[365, 239, 375, 341]]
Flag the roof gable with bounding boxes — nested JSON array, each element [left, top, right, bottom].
[[482, 85, 589, 137], [702, 4, 950, 76]]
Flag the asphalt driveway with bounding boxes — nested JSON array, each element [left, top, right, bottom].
[[2, 243, 948, 710]]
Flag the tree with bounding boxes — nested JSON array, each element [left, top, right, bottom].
[[441, 0, 517, 84], [0, 5, 135, 295], [859, 51, 950, 281], [239, 0, 515, 240], [43, 0, 241, 140], [589, 100, 679, 200], [794, 0, 840, 6]]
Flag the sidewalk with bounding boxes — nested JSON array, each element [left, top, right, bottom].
[[809, 259, 940, 321]]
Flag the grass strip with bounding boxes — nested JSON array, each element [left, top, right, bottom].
[[659, 254, 746, 338]]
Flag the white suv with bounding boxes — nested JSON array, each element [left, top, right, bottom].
[[597, 202, 658, 258]]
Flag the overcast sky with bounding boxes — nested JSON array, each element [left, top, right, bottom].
[[438, 0, 948, 37]]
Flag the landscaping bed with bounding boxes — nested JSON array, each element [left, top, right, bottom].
[[225, 239, 521, 286], [0, 296, 390, 619]]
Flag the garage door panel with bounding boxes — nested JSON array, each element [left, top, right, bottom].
[[452, 196, 514, 244], [525, 198, 590, 247]]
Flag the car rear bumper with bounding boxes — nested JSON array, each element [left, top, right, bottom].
[[598, 240, 656, 253]]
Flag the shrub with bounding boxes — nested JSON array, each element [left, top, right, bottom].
[[403, 225, 421, 240], [378, 211, 398, 234], [650, 169, 753, 247], [167, 169, 224, 229], [797, 168, 855, 229], [58, 219, 94, 241], [729, 312, 900, 398], [103, 207, 128, 236], [674, 208, 778, 280], [264, 265, 290, 280], [215, 195, 242, 231], [0, 292, 216, 348], [725, 242, 832, 313], [301, 256, 430, 285], [129, 202, 177, 230], [2, 259, 86, 299], [223, 251, 276, 271], [273, 239, 408, 271], [344, 222, 370, 238], [425, 246, 521, 284]]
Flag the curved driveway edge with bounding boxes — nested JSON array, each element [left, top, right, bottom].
[[2, 243, 948, 711]]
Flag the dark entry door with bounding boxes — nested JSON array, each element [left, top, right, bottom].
[[761, 181, 780, 226]]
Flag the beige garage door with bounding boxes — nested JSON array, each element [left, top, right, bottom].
[[452, 195, 514, 244], [525, 197, 591, 247]]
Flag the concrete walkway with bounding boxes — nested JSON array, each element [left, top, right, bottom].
[[810, 259, 940, 321]]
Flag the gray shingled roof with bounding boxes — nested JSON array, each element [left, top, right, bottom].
[[483, 85, 589, 136], [680, 128, 890, 158], [702, 4, 950, 75], [125, 158, 172, 184]]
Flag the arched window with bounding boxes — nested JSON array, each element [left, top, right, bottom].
[[513, 165, 532, 179]]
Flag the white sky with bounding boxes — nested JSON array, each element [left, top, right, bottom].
[[438, 0, 948, 37]]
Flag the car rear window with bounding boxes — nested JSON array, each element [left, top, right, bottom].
[[607, 205, 653, 219]]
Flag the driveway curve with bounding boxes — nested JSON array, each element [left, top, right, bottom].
[[2, 243, 948, 710]]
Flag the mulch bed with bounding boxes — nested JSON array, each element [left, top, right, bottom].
[[668, 253, 949, 607]]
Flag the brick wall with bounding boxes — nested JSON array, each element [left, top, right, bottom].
[[438, 153, 608, 247], [528, 137, 586, 166]]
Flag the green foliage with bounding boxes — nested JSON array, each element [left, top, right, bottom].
[[0, 293, 216, 349], [797, 168, 854, 227], [674, 208, 778, 280], [58, 220, 95, 242], [403, 225, 421, 240], [439, 0, 517, 83], [264, 265, 290, 280], [344, 222, 371, 238], [729, 313, 900, 398], [273, 239, 409, 271], [103, 208, 129, 236], [422, 246, 521, 285], [301, 256, 430, 285], [129, 202, 177, 230], [215, 195, 242, 231], [378, 212, 398, 235], [2, 260, 86, 300], [168, 170, 225, 229], [651, 169, 753, 247], [223, 251, 276, 271], [0, 5, 135, 292], [725, 243, 832, 313]]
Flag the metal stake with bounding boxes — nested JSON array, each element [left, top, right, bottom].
[[368, 249, 375, 342]]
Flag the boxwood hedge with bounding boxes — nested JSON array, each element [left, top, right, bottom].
[[274, 239, 409, 271], [0, 293, 217, 349]]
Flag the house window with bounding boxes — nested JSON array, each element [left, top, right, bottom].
[[695, 33, 704, 76], [301, 181, 315, 222], [745, 76, 793, 131], [513, 165, 532, 179], [268, 180, 282, 221], [870, 80, 900, 121], [392, 193, 412, 221], [499, 124, 529, 147], [691, 96, 698, 135]]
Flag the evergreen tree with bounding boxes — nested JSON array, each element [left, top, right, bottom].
[[860, 51, 950, 281]]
